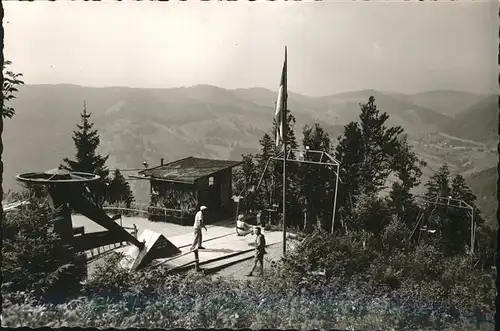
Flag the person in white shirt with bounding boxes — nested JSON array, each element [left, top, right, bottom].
[[191, 206, 208, 251], [236, 214, 253, 236]]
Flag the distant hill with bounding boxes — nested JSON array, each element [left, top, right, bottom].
[[466, 166, 497, 228], [2, 84, 483, 202], [390, 90, 483, 118], [440, 95, 497, 144], [315, 89, 452, 133]]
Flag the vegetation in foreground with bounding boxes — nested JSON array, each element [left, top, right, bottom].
[[1, 194, 495, 330]]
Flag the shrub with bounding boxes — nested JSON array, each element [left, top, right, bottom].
[[2, 196, 84, 303]]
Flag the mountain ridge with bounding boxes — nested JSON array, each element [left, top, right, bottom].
[[4, 84, 495, 204]]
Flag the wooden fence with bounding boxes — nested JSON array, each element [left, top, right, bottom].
[[73, 222, 138, 263], [73, 205, 194, 263], [102, 205, 196, 226]]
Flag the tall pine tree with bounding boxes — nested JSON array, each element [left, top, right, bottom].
[[107, 169, 135, 208], [61, 101, 109, 206], [422, 165, 479, 255], [334, 122, 364, 229], [424, 163, 451, 199], [233, 154, 258, 213], [388, 134, 426, 226], [300, 123, 333, 232], [335, 97, 424, 233], [255, 133, 275, 211], [358, 96, 403, 195], [446, 173, 482, 255]]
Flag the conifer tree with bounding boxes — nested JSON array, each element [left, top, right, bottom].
[[388, 134, 426, 224], [107, 169, 135, 208], [446, 173, 483, 255], [335, 97, 424, 232], [335, 122, 364, 220], [357, 96, 403, 195], [450, 174, 476, 206], [422, 165, 479, 255], [300, 123, 333, 231], [272, 108, 301, 226], [233, 154, 258, 213], [424, 163, 451, 199], [255, 133, 275, 210], [61, 102, 109, 206]]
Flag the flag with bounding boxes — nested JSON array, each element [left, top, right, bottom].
[[274, 48, 287, 147]]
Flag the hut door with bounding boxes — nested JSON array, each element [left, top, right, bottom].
[[208, 176, 221, 213]]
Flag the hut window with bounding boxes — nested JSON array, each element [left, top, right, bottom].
[[209, 177, 214, 186], [152, 184, 160, 195]]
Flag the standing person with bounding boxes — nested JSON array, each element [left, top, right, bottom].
[[247, 226, 266, 277], [191, 206, 208, 251]]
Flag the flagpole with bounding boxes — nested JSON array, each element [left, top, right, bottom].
[[282, 46, 287, 257]]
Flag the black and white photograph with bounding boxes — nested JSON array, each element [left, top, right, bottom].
[[1, 1, 498, 330]]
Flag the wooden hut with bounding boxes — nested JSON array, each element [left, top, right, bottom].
[[137, 157, 242, 225]]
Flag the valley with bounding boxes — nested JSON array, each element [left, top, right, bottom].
[[5, 84, 496, 222]]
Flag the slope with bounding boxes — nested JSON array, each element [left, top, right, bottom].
[[440, 95, 497, 144], [389, 90, 482, 117], [466, 166, 497, 228], [314, 89, 452, 137]]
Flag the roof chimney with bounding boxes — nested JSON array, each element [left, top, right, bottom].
[[160, 158, 164, 166]]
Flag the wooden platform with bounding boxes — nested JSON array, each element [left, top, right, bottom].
[[77, 214, 283, 273], [116, 226, 283, 272]]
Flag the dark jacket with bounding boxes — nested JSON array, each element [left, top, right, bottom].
[[255, 233, 266, 255]]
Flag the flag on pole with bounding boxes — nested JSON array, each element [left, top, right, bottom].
[[274, 49, 287, 148]]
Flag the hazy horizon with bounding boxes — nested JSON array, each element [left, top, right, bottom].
[[5, 1, 498, 96], [17, 82, 495, 99]]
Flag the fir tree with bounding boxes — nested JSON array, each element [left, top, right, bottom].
[[61, 101, 109, 206], [422, 164, 479, 255], [335, 97, 425, 232], [451, 174, 476, 206], [335, 122, 364, 221], [358, 96, 403, 195], [424, 163, 451, 199], [233, 154, 258, 213], [300, 123, 333, 231], [388, 134, 426, 225], [107, 169, 135, 208], [422, 164, 451, 242], [446, 173, 483, 255], [255, 133, 275, 210]]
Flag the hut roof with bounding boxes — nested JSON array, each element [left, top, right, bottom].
[[138, 156, 242, 184]]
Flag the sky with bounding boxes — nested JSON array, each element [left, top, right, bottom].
[[4, 1, 498, 96]]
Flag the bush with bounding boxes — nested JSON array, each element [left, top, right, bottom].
[[2, 269, 494, 330], [2, 196, 84, 303]]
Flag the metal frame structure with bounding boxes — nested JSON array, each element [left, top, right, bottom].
[[411, 194, 476, 254], [254, 148, 342, 234], [15, 169, 153, 271]]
